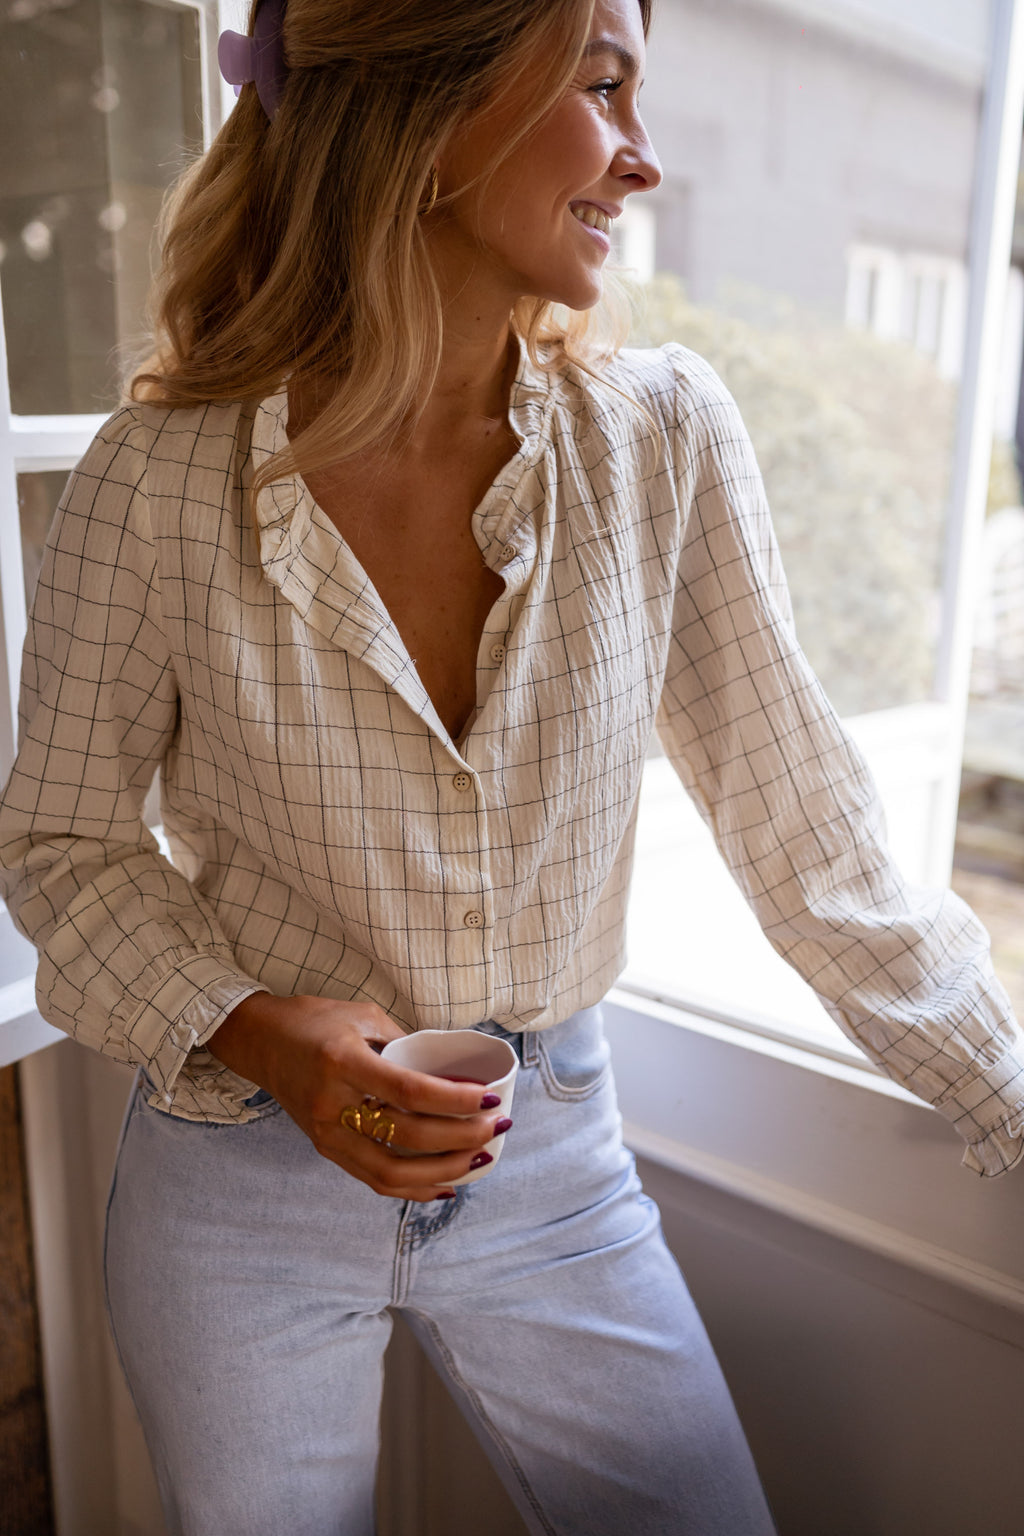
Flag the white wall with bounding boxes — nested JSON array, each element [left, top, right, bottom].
[[757, 0, 992, 80], [646, 1164, 1024, 1536]]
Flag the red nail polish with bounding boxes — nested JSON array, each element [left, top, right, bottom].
[[469, 1151, 493, 1170], [493, 1118, 513, 1134], [435, 1191, 456, 1201], [480, 1093, 501, 1109]]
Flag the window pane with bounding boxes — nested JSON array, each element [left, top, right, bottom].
[[17, 471, 68, 607], [633, 0, 996, 717], [625, 1, 1012, 1050], [0, 0, 203, 415]]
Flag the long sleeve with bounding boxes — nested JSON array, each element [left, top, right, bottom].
[[0, 410, 265, 1118], [655, 352, 1024, 1176]]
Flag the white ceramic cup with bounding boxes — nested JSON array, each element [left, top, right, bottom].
[[380, 1029, 518, 1185]]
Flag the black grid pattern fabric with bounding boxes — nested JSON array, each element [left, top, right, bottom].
[[0, 340, 1021, 1172]]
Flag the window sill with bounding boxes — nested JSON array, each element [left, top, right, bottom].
[[603, 985, 1024, 1316], [0, 909, 61, 1066], [0, 980, 61, 1068]]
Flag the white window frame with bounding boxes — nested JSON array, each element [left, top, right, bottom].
[[845, 244, 970, 381]]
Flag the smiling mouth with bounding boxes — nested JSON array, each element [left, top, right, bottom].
[[571, 204, 612, 236]]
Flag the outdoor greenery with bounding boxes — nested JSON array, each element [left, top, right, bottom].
[[630, 274, 1021, 717]]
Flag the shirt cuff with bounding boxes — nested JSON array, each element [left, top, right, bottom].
[[943, 1050, 1024, 1177], [960, 1125, 1024, 1178], [123, 950, 269, 1113]]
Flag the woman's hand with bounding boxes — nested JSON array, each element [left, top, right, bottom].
[[207, 993, 507, 1201]]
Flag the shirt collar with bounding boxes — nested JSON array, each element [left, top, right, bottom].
[[249, 329, 553, 528]]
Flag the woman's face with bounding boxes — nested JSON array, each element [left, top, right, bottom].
[[434, 0, 662, 314]]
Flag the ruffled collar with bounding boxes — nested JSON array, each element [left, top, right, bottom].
[[245, 332, 556, 746], [249, 330, 554, 538]]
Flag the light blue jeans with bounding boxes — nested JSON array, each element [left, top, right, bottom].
[[104, 1007, 776, 1535]]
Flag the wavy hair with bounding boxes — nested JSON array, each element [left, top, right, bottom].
[[132, 0, 653, 491]]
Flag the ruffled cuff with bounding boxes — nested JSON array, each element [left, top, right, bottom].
[[940, 1050, 1024, 1177], [122, 950, 270, 1118], [960, 1123, 1024, 1178]]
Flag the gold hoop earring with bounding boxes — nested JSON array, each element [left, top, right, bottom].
[[419, 165, 439, 217]]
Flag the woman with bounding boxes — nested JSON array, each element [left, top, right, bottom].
[[1, 0, 1021, 1530]]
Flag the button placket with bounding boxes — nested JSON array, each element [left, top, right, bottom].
[[430, 737, 490, 981]]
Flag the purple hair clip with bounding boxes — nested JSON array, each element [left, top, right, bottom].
[[218, 0, 288, 121]]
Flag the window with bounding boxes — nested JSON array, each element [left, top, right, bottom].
[[621, 0, 1023, 1060], [0, 0, 218, 1064], [846, 244, 969, 380], [612, 202, 657, 283]]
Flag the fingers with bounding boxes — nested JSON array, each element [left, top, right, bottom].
[[385, 1106, 504, 1153], [317, 1095, 512, 1200], [353, 1052, 498, 1119], [325, 1098, 507, 1158], [328, 1134, 490, 1201]]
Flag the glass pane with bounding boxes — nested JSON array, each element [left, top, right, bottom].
[[625, 1, 1011, 1048], [17, 470, 68, 607], [0, 0, 203, 415], [631, 0, 998, 717]]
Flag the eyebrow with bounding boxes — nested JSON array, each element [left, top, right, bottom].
[[582, 37, 642, 77]]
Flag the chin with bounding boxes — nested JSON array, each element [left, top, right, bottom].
[[540, 272, 606, 313]]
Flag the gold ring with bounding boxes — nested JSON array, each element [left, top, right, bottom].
[[340, 1096, 396, 1147]]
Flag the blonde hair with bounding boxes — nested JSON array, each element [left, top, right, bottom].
[[133, 0, 652, 492]]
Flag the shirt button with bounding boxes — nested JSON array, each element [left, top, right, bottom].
[[489, 643, 505, 664], [500, 542, 517, 563], [452, 772, 471, 792], [463, 909, 485, 929]]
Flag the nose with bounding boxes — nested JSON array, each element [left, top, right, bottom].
[[618, 114, 662, 194]]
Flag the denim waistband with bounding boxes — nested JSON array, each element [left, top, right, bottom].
[[469, 1018, 526, 1059], [472, 1004, 604, 1063]]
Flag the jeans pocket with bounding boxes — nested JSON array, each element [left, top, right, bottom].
[[533, 1007, 612, 1102]]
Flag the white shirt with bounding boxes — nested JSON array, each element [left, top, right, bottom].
[[0, 340, 1021, 1174]]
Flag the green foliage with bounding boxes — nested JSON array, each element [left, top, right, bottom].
[[989, 435, 1023, 515], [629, 275, 959, 716]]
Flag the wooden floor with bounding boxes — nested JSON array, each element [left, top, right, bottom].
[[0, 1063, 54, 1536]]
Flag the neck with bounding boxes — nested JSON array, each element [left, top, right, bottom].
[[288, 244, 523, 456], [417, 312, 517, 442], [412, 223, 526, 444]]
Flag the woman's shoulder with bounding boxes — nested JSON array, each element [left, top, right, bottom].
[[548, 341, 740, 449], [60, 398, 258, 552], [98, 397, 254, 469], [608, 342, 738, 424]]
